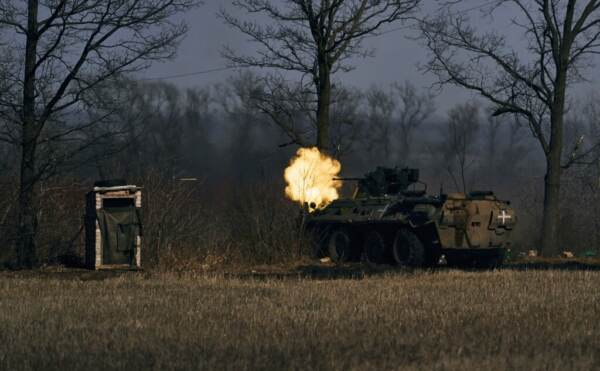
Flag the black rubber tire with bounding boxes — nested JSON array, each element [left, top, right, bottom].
[[308, 227, 331, 258], [363, 230, 388, 265], [392, 229, 425, 267], [327, 228, 353, 263]]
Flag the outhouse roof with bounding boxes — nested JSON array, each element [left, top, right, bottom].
[[93, 185, 141, 192]]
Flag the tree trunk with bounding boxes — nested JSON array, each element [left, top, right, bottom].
[[540, 69, 566, 256], [17, 0, 39, 268], [316, 63, 331, 151], [541, 152, 562, 255]]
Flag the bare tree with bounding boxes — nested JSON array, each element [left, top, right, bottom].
[[481, 112, 532, 189], [483, 112, 502, 186], [559, 95, 600, 253], [243, 73, 364, 155], [363, 86, 395, 162], [0, 0, 200, 268], [97, 80, 215, 179], [439, 102, 480, 194], [247, 74, 315, 147], [362, 81, 433, 165], [392, 81, 434, 164], [420, 0, 600, 254], [216, 71, 271, 179], [221, 0, 420, 151], [328, 85, 364, 156]]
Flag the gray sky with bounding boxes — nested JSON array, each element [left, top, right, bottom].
[[140, 0, 599, 114]]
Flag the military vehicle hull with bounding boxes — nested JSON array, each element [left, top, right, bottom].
[[303, 168, 515, 268], [436, 193, 515, 267]]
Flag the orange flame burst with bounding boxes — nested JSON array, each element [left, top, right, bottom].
[[284, 147, 342, 211]]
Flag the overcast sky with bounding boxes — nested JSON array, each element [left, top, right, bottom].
[[140, 0, 600, 115]]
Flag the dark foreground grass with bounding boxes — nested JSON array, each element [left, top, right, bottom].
[[1, 268, 600, 370]]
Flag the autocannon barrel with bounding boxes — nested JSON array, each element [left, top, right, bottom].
[[332, 177, 363, 181]]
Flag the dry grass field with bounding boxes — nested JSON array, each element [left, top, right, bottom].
[[1, 265, 600, 370]]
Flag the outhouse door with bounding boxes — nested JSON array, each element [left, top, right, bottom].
[[97, 198, 141, 265]]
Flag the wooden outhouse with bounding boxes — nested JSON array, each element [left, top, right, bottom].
[[85, 182, 142, 270]]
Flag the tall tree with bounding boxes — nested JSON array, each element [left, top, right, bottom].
[[439, 102, 480, 194], [216, 72, 265, 179], [363, 81, 433, 165], [391, 81, 434, 164], [364, 85, 395, 162], [420, 0, 600, 254], [0, 0, 200, 268], [221, 0, 420, 151]]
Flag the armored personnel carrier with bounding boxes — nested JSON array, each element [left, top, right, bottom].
[[303, 167, 516, 268]]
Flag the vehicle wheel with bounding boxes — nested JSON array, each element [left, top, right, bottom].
[[327, 228, 353, 263], [308, 227, 331, 258], [392, 229, 425, 267], [363, 230, 388, 265]]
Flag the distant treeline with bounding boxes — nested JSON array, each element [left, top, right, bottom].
[[1, 72, 599, 266]]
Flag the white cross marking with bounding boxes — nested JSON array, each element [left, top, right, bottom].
[[498, 210, 512, 225]]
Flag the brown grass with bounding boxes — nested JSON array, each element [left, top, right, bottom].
[[1, 268, 600, 370]]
